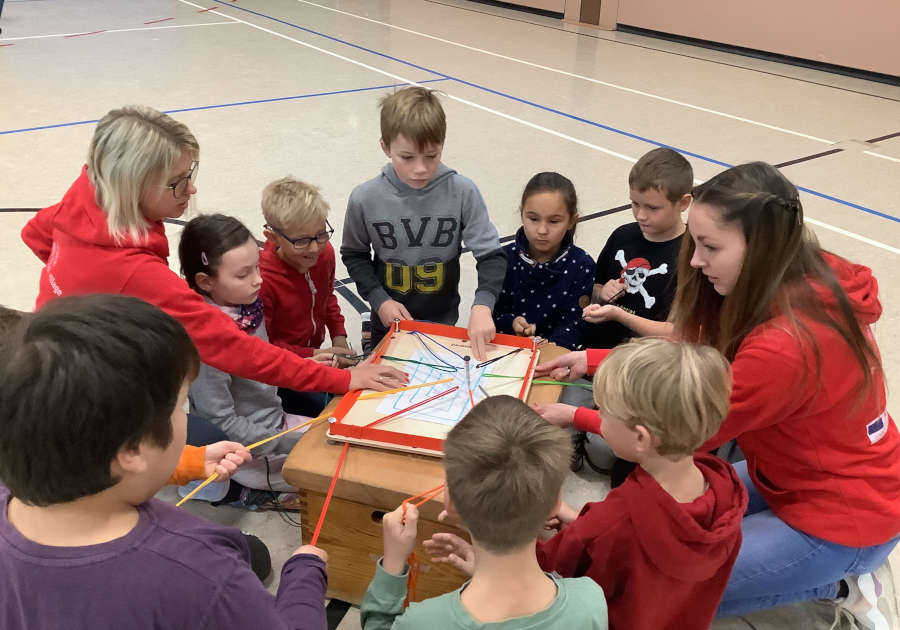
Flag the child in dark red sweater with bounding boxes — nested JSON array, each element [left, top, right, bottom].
[[536, 338, 747, 630]]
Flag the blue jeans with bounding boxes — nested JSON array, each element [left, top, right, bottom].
[[717, 460, 899, 617]]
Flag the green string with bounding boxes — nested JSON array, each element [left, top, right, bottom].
[[382, 355, 459, 372], [533, 380, 593, 390], [483, 374, 592, 390]]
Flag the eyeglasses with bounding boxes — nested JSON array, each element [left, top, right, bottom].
[[266, 220, 334, 250], [165, 161, 199, 200]]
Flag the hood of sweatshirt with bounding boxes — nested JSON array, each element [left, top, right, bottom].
[[816, 251, 882, 326], [380, 162, 456, 194], [622, 453, 748, 582], [43, 165, 171, 260]]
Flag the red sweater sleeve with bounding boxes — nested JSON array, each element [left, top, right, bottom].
[[585, 348, 610, 374], [574, 407, 603, 434], [126, 262, 351, 393], [537, 500, 621, 580], [21, 204, 61, 263], [568, 349, 610, 433]]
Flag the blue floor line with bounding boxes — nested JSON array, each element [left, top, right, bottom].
[[0, 78, 448, 136], [214, 0, 899, 224]]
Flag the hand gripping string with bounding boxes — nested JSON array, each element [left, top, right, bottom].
[[400, 484, 445, 607]]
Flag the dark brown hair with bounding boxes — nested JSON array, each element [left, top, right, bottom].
[[629, 147, 693, 203], [670, 162, 881, 391], [0, 294, 199, 506], [178, 214, 253, 291], [520, 171, 578, 236], [0, 305, 26, 334], [380, 86, 446, 150], [443, 395, 571, 553]]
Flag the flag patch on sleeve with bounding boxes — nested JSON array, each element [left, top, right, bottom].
[[866, 411, 889, 445]]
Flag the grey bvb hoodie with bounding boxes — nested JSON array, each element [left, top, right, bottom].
[[341, 163, 506, 334]]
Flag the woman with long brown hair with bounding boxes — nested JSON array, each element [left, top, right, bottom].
[[535, 162, 900, 623]]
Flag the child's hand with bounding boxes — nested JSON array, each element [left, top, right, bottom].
[[382, 504, 419, 575], [597, 278, 625, 304], [582, 304, 620, 324], [294, 544, 328, 563], [331, 336, 351, 350], [512, 316, 537, 337], [554, 501, 580, 526], [531, 402, 577, 427], [348, 363, 408, 391], [533, 350, 587, 381], [312, 346, 356, 367], [423, 533, 475, 577], [203, 441, 251, 480], [377, 300, 413, 327], [468, 305, 495, 361]]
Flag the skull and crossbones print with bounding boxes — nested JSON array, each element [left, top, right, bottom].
[[614, 249, 668, 309]]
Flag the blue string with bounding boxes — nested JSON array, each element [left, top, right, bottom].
[[409, 331, 465, 367]]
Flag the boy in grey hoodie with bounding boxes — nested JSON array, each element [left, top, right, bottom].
[[341, 87, 506, 360]]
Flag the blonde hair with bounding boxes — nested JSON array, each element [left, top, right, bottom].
[[261, 177, 329, 230], [443, 395, 571, 553], [379, 86, 446, 150], [88, 106, 198, 242], [593, 338, 731, 456]]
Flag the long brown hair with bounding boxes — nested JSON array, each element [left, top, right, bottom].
[[670, 162, 881, 391]]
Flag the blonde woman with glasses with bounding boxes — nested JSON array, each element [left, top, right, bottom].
[[22, 106, 406, 409]]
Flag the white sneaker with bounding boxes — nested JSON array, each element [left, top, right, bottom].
[[840, 561, 898, 630]]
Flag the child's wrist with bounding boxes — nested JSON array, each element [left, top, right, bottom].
[[382, 552, 408, 576]]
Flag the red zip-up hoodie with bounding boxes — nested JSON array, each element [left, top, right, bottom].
[[537, 454, 746, 630], [259, 240, 347, 357], [21, 166, 350, 393], [574, 253, 900, 547]]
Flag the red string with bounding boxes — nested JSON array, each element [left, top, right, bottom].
[[363, 387, 459, 429], [310, 442, 350, 546]]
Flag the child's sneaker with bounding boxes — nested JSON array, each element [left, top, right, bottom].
[[837, 561, 897, 630], [230, 488, 302, 512], [361, 311, 373, 354]]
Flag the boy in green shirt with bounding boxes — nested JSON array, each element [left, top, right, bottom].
[[360, 395, 608, 629]]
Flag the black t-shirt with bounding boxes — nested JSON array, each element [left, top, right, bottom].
[[582, 222, 683, 349]]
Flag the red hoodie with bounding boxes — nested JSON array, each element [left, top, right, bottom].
[[259, 240, 347, 357], [574, 253, 900, 548], [537, 454, 747, 630], [21, 167, 350, 394]]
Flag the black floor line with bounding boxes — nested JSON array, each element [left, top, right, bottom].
[[421, 0, 900, 103], [774, 148, 844, 169], [867, 131, 900, 144]]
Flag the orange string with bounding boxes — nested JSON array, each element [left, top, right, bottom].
[[310, 442, 350, 546], [399, 484, 445, 607], [364, 387, 459, 429]]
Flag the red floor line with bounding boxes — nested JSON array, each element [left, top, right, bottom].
[[63, 30, 106, 38], [144, 17, 175, 24]]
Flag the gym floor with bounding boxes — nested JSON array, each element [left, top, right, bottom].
[[2, 0, 898, 627]]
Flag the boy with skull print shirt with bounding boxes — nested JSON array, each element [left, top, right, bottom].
[[582, 148, 693, 349]]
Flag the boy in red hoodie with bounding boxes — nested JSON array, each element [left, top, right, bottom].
[[536, 338, 747, 630], [260, 177, 351, 363], [260, 177, 354, 415]]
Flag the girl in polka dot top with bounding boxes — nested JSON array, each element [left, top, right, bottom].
[[493, 173, 595, 349]]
